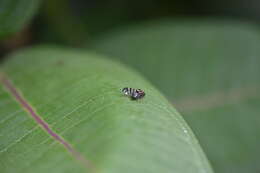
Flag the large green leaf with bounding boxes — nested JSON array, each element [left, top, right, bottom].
[[0, 0, 41, 38], [90, 19, 260, 173], [0, 47, 213, 173]]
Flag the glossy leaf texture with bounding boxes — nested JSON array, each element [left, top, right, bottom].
[[0, 0, 41, 38], [90, 19, 260, 173], [0, 47, 213, 173]]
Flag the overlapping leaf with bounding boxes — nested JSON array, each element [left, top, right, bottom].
[[0, 0, 41, 38]]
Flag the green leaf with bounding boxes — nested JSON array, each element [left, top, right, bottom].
[[90, 19, 260, 173], [0, 0, 41, 39], [0, 46, 213, 173]]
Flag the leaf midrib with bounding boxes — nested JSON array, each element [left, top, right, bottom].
[[0, 74, 95, 172]]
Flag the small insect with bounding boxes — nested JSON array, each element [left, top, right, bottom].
[[122, 87, 145, 100]]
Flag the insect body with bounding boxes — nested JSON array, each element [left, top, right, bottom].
[[122, 87, 145, 100]]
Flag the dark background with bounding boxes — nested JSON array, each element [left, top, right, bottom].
[[1, 0, 260, 57]]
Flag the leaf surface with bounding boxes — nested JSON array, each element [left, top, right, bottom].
[[0, 47, 213, 173]]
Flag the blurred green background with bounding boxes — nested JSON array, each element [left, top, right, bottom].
[[1, 0, 260, 173]]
